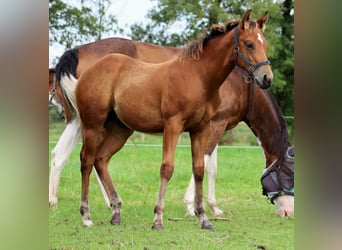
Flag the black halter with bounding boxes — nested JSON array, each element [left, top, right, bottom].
[[234, 26, 270, 83], [49, 75, 62, 105]]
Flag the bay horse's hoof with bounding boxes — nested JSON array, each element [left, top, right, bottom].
[[110, 213, 121, 225], [151, 223, 164, 230]]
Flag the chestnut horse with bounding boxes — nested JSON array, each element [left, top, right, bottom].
[[58, 10, 272, 230], [49, 41, 179, 208], [183, 69, 294, 217]]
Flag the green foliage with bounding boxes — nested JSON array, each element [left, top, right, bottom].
[[129, 0, 294, 116], [49, 0, 119, 49]]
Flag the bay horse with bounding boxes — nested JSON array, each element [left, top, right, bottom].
[[183, 68, 294, 217], [58, 10, 273, 230]]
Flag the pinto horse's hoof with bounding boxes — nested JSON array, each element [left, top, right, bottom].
[[83, 219, 93, 227], [201, 221, 214, 231], [110, 213, 121, 225], [151, 223, 164, 230]]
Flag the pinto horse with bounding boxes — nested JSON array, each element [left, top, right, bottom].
[[57, 10, 272, 230], [183, 69, 294, 217]]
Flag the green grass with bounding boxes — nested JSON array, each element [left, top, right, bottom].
[[49, 114, 294, 250]]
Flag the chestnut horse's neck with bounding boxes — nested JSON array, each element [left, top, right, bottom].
[[179, 26, 237, 93], [245, 86, 291, 166]]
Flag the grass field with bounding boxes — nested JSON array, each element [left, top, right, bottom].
[[49, 113, 294, 249]]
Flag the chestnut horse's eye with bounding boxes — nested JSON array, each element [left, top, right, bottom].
[[245, 41, 254, 49]]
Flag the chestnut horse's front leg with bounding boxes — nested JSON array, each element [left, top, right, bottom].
[[152, 117, 183, 230], [190, 124, 213, 230]]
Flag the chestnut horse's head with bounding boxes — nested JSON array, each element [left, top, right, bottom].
[[234, 9, 273, 89]]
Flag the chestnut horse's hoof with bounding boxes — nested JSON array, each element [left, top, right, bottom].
[[110, 213, 121, 225], [151, 223, 164, 230]]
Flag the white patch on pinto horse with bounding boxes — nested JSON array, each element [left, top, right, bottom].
[[49, 118, 81, 207], [273, 195, 294, 217], [257, 32, 264, 45]]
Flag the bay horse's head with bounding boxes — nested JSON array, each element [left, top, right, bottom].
[[261, 145, 294, 217], [234, 9, 273, 89]]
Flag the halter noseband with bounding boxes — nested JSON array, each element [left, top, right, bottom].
[[234, 26, 270, 83]]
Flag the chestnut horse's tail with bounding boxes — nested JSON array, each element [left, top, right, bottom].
[[55, 48, 79, 119]]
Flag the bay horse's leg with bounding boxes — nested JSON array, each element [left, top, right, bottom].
[[152, 117, 183, 230], [94, 120, 133, 226], [49, 118, 81, 207], [190, 124, 213, 230]]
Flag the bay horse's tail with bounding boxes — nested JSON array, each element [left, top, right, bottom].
[[55, 48, 79, 119]]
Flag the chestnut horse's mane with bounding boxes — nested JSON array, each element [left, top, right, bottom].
[[181, 20, 240, 60]]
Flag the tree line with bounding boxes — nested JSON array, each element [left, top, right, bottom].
[[49, 0, 293, 115]]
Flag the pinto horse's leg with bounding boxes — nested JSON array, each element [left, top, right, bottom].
[[183, 146, 222, 216], [93, 168, 111, 208], [152, 118, 183, 230], [190, 124, 213, 230], [49, 118, 81, 207], [94, 120, 133, 226], [206, 145, 223, 215], [184, 174, 196, 215]]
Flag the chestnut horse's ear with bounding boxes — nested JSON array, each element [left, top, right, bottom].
[[257, 11, 269, 32], [241, 9, 252, 30]]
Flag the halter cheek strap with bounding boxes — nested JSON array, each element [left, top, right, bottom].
[[49, 74, 63, 105], [234, 26, 270, 83]]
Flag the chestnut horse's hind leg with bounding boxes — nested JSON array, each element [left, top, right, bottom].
[[190, 124, 213, 230], [79, 128, 100, 227], [94, 120, 133, 226], [152, 117, 183, 230]]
